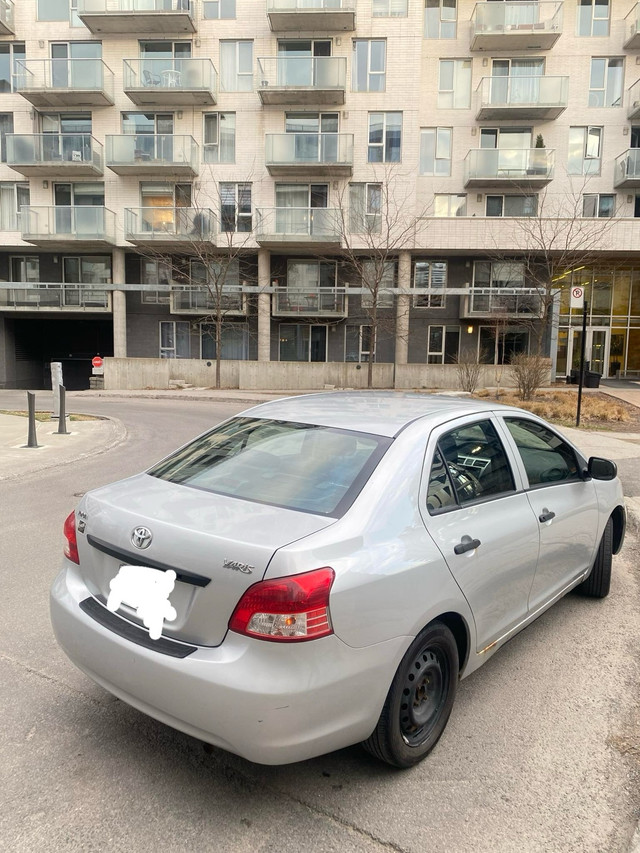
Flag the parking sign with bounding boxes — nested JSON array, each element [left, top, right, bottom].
[[570, 286, 584, 309]]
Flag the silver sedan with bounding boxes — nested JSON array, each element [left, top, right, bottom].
[[50, 393, 625, 767]]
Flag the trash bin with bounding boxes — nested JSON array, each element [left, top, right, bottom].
[[585, 371, 601, 388]]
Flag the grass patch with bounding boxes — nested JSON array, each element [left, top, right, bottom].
[[0, 410, 100, 422], [472, 391, 631, 427]]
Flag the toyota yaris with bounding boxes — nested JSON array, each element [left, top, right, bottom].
[[50, 393, 625, 767]]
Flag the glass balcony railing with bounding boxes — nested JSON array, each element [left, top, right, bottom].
[[464, 148, 554, 183], [0, 0, 15, 34], [13, 59, 115, 106], [21, 206, 116, 243], [123, 59, 217, 102], [7, 134, 103, 174], [266, 0, 355, 30], [272, 288, 346, 316], [476, 75, 569, 117], [171, 287, 244, 313], [256, 207, 341, 241], [79, 0, 192, 10], [0, 286, 109, 310], [625, 3, 640, 47], [471, 2, 563, 46], [106, 134, 197, 173], [614, 149, 640, 186], [628, 79, 640, 118], [125, 207, 216, 242], [468, 289, 542, 316], [265, 133, 353, 171], [258, 57, 346, 101]]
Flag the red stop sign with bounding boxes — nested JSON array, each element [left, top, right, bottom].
[[92, 356, 103, 368]]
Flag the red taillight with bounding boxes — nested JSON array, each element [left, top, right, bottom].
[[63, 510, 79, 564], [229, 568, 335, 642]]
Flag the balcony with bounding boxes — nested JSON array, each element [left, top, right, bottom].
[[13, 59, 115, 108], [614, 149, 640, 188], [123, 59, 217, 106], [21, 206, 117, 248], [6, 134, 103, 177], [628, 79, 640, 120], [272, 288, 347, 317], [470, 2, 563, 51], [461, 289, 544, 319], [171, 287, 246, 315], [266, 0, 355, 32], [0, 285, 110, 311], [125, 207, 216, 249], [78, 0, 195, 35], [256, 207, 341, 248], [464, 148, 554, 188], [475, 75, 568, 120], [257, 57, 346, 105], [0, 0, 15, 35], [265, 133, 353, 176], [624, 3, 640, 48], [106, 134, 197, 176]]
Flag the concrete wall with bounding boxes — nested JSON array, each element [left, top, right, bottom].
[[238, 361, 395, 390], [104, 358, 240, 390]]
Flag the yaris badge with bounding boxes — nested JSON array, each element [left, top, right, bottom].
[[223, 558, 254, 574], [131, 526, 153, 549]]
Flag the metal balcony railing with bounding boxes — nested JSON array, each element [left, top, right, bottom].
[[123, 59, 217, 96], [79, 0, 192, 13], [21, 206, 116, 243], [614, 149, 640, 186], [471, 1, 563, 39], [106, 134, 197, 173], [0, 286, 109, 310], [256, 207, 341, 241], [477, 75, 569, 109], [258, 57, 346, 91], [464, 147, 554, 184], [0, 0, 15, 35], [272, 288, 346, 316], [467, 289, 543, 316], [625, 3, 640, 47], [13, 59, 115, 105], [125, 207, 216, 242], [265, 133, 353, 169], [7, 134, 103, 174], [171, 287, 244, 313]]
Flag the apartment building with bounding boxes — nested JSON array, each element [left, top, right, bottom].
[[0, 0, 639, 389]]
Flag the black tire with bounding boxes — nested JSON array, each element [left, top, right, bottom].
[[362, 621, 458, 768], [576, 516, 613, 598]]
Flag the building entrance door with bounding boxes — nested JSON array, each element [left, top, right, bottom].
[[567, 327, 610, 377]]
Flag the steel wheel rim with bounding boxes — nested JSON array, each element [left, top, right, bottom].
[[399, 646, 448, 747]]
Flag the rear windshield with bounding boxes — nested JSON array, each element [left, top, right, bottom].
[[148, 417, 391, 517]]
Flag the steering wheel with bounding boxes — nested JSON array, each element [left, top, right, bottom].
[[447, 461, 483, 500]]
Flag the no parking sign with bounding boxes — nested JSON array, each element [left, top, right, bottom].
[[570, 286, 584, 309]]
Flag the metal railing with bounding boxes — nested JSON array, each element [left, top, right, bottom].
[[78, 0, 192, 14], [468, 289, 543, 315], [627, 78, 640, 117], [472, 1, 563, 35], [123, 59, 217, 94], [464, 147, 554, 182], [272, 288, 346, 315], [0, 286, 109, 309], [171, 287, 244, 312], [7, 134, 103, 171], [614, 149, 640, 185], [476, 75, 569, 108], [0, 0, 14, 32], [257, 57, 346, 91], [13, 59, 114, 99], [256, 207, 341, 239], [21, 206, 116, 242], [125, 207, 216, 241], [625, 3, 640, 41], [265, 133, 353, 167], [106, 134, 197, 169]]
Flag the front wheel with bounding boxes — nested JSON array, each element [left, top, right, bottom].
[[362, 621, 458, 768], [575, 516, 613, 599]]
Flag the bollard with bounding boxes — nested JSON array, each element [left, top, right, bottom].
[[57, 385, 69, 435], [26, 391, 39, 448]]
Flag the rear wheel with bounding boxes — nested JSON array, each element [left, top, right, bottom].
[[576, 517, 613, 599], [362, 621, 458, 768]]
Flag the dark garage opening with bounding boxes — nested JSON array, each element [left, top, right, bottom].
[[12, 317, 113, 390]]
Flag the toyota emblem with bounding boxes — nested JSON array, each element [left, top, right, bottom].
[[131, 526, 153, 549]]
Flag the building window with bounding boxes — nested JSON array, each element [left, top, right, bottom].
[[349, 183, 382, 233], [203, 113, 235, 163], [368, 112, 402, 163], [425, 0, 456, 38], [434, 194, 466, 217], [373, 0, 407, 14], [414, 261, 447, 308], [203, 0, 236, 19], [279, 324, 328, 362], [438, 59, 472, 109], [589, 58, 623, 107], [471, 261, 526, 313], [141, 259, 171, 304], [201, 323, 249, 359], [345, 325, 375, 362], [0, 182, 29, 231], [419, 127, 452, 176], [568, 126, 602, 175], [220, 183, 252, 232], [37, 0, 68, 20], [486, 195, 538, 217], [427, 325, 459, 364], [10, 256, 40, 283], [577, 0, 609, 37], [0, 43, 25, 94], [352, 40, 386, 92], [220, 40, 253, 92], [479, 328, 529, 364], [583, 193, 615, 217], [160, 321, 190, 359], [362, 261, 395, 308], [0, 113, 13, 162]]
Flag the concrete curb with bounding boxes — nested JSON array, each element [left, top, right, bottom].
[[0, 415, 127, 483]]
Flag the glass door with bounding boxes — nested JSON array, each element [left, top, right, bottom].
[[568, 328, 610, 377]]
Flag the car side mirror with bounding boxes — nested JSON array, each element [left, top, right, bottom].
[[587, 457, 617, 481]]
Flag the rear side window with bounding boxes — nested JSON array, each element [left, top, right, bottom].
[[427, 419, 515, 513], [148, 416, 390, 517], [504, 418, 580, 486]]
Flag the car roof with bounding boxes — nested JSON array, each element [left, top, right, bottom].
[[240, 392, 518, 438]]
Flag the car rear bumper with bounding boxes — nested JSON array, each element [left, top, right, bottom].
[[51, 562, 407, 765]]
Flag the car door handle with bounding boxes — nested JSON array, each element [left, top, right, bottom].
[[454, 537, 481, 555], [539, 510, 556, 523]]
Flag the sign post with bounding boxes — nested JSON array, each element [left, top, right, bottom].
[[51, 361, 63, 418], [576, 299, 588, 428]]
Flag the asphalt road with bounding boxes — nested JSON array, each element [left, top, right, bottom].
[[1, 397, 639, 853]]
